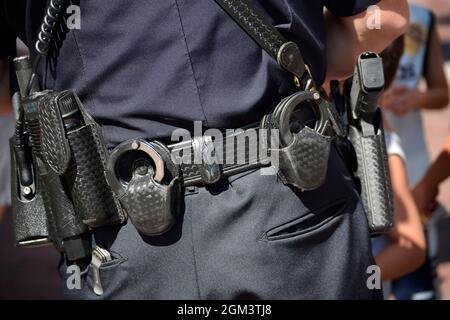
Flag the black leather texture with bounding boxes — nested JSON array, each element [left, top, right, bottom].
[[118, 169, 180, 236], [172, 128, 270, 187], [277, 127, 331, 191], [10, 139, 51, 247], [66, 123, 125, 228], [349, 126, 394, 234], [214, 0, 286, 59], [41, 167, 87, 240], [38, 92, 71, 175]]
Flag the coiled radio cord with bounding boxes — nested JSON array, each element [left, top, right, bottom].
[[35, 0, 68, 56], [25, 0, 68, 96]]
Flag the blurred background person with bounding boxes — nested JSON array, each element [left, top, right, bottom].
[[381, 1, 450, 300], [413, 0, 450, 212], [372, 37, 426, 299], [382, 2, 448, 187], [414, 135, 450, 216], [375, 126, 427, 295], [411, 0, 450, 301], [413, 135, 450, 299]]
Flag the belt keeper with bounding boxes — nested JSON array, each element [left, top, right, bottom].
[[192, 136, 222, 185]]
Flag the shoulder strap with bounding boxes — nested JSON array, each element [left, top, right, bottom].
[[214, 0, 314, 90]]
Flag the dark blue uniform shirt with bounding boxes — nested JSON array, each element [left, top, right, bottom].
[[2, 0, 378, 148]]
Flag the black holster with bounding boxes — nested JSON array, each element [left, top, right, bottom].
[[346, 52, 394, 235], [348, 122, 394, 234]]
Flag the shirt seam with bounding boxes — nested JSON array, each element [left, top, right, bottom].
[[173, 0, 209, 127], [70, 29, 98, 118]]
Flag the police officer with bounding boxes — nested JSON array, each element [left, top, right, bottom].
[[0, 0, 408, 299]]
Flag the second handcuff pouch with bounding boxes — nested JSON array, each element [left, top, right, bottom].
[[261, 91, 335, 191]]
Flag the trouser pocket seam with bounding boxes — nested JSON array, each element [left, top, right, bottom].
[[260, 197, 351, 242]]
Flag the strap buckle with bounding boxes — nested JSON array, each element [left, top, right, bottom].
[[277, 42, 315, 91]]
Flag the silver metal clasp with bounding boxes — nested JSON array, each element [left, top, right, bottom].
[[91, 245, 112, 296], [277, 42, 315, 91]]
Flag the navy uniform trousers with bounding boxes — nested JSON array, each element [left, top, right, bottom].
[[60, 144, 382, 300]]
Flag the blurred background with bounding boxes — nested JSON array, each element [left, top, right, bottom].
[[0, 0, 449, 299], [421, 0, 450, 211]]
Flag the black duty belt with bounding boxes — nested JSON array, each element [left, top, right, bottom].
[[107, 124, 272, 189], [107, 89, 341, 195], [170, 127, 271, 186]]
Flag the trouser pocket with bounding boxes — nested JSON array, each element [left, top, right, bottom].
[[60, 247, 126, 300], [264, 197, 350, 242]]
